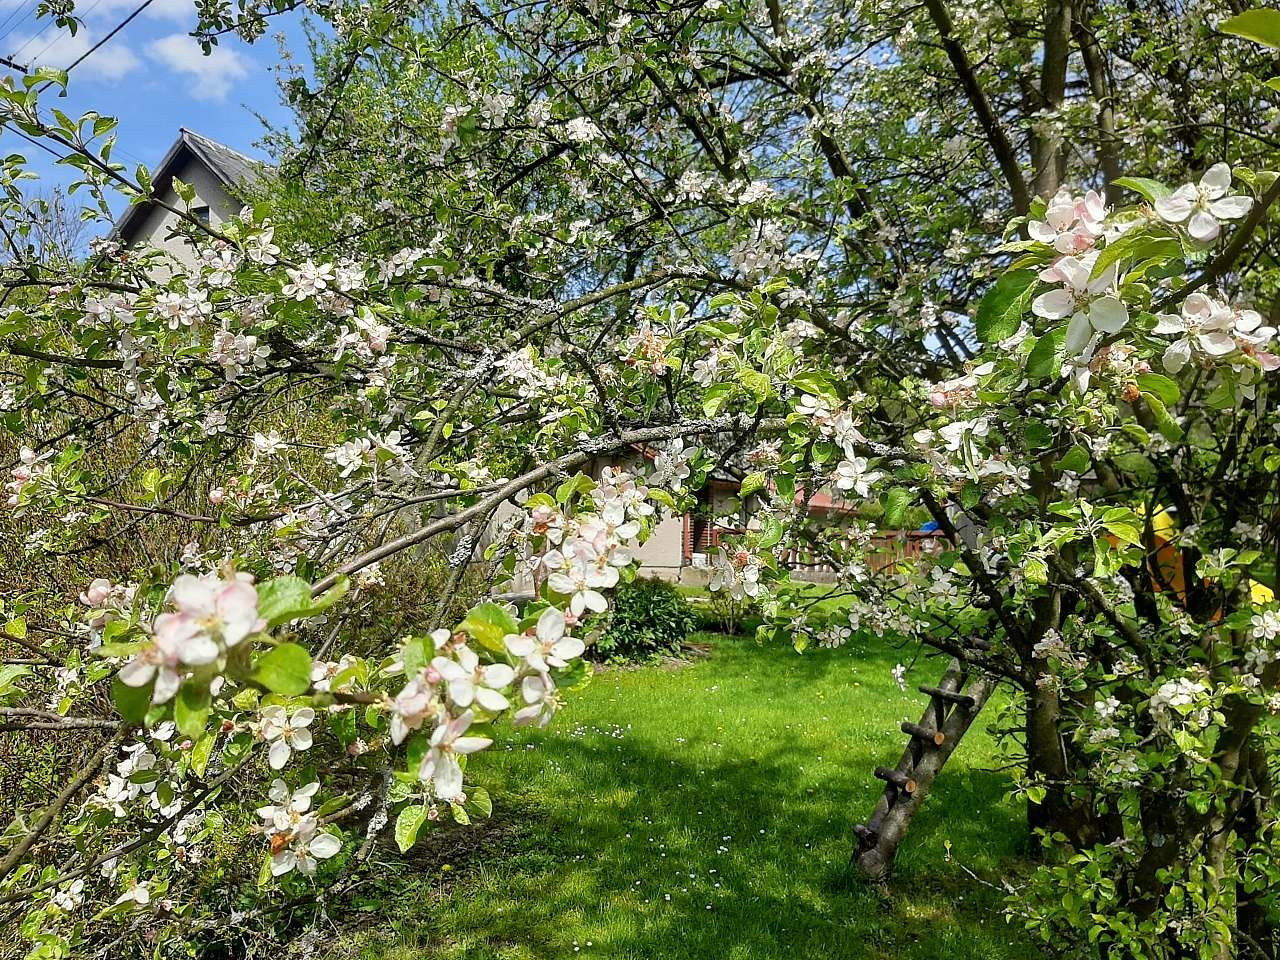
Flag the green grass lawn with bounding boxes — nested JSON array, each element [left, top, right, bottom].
[[333, 633, 1042, 960]]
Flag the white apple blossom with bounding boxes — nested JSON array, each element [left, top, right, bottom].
[[709, 547, 762, 600], [833, 457, 883, 497], [433, 645, 515, 711], [1154, 163, 1251, 243], [418, 710, 492, 800], [269, 816, 342, 876], [505, 607, 585, 672], [260, 706, 316, 769], [1028, 187, 1106, 254], [1032, 253, 1129, 353], [256, 779, 320, 835], [513, 671, 562, 728]]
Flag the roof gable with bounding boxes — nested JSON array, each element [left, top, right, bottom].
[[111, 128, 271, 243]]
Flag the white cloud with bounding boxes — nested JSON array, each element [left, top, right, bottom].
[[89, 0, 195, 25], [8, 29, 141, 81], [147, 32, 249, 102]]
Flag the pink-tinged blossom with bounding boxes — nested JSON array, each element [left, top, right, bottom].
[[1032, 254, 1128, 353], [1028, 188, 1106, 254], [418, 710, 492, 800], [389, 673, 439, 745], [1154, 164, 1252, 243], [1153, 293, 1240, 373], [166, 573, 265, 648]]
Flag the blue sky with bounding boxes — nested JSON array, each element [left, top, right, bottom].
[[0, 0, 302, 206]]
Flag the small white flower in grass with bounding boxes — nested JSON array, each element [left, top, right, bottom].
[[256, 779, 319, 834], [891, 663, 907, 692], [418, 710, 492, 800], [1032, 254, 1128, 353], [270, 816, 342, 876], [433, 646, 515, 711], [505, 607, 585, 672], [260, 705, 315, 769], [1155, 163, 1252, 243]]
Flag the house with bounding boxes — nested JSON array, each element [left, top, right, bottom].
[[584, 452, 939, 586], [115, 131, 936, 589], [111, 128, 268, 269]]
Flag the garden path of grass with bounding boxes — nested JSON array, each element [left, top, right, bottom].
[[337, 633, 1044, 960]]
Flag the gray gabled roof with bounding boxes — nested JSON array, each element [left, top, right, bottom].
[[112, 128, 272, 243]]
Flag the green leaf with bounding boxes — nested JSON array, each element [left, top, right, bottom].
[[1136, 373, 1180, 406], [1090, 231, 1181, 280], [1023, 421, 1054, 451], [174, 683, 211, 738], [702, 383, 733, 416], [189, 731, 216, 778], [1058, 445, 1091, 474], [740, 472, 767, 498], [1025, 331, 1060, 379], [466, 786, 493, 819], [738, 368, 771, 403], [402, 635, 434, 675], [112, 675, 151, 724], [458, 602, 519, 653], [256, 576, 312, 628], [1142, 393, 1185, 443], [1112, 176, 1172, 203], [882, 488, 912, 528], [251, 642, 313, 696], [789, 371, 838, 400], [976, 269, 1037, 343], [1106, 523, 1143, 547], [1221, 8, 1280, 48], [395, 803, 429, 852], [257, 851, 274, 888], [555, 473, 595, 505]]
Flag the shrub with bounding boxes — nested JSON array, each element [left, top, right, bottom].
[[593, 577, 701, 662]]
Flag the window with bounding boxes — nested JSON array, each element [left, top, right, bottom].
[[192, 205, 211, 226]]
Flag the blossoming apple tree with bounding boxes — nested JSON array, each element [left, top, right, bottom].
[[3, 0, 1280, 957]]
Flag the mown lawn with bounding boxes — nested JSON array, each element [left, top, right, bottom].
[[332, 633, 1041, 960]]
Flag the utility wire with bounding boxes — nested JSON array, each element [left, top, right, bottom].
[[0, 1, 37, 47], [62, 0, 153, 77]]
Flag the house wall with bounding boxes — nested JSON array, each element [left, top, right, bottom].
[[127, 156, 237, 272], [630, 513, 686, 580]]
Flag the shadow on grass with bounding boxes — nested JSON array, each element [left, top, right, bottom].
[[342, 635, 1040, 960]]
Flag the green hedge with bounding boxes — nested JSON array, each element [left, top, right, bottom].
[[594, 577, 701, 661]]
